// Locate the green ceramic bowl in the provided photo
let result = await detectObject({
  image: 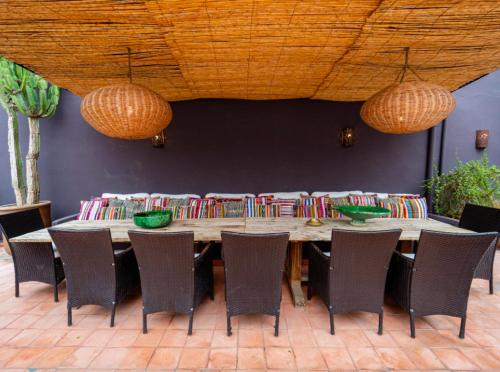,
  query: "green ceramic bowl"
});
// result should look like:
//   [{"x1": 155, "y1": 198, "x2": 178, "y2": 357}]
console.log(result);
[
  {"x1": 133, "y1": 210, "x2": 172, "y2": 228},
  {"x1": 333, "y1": 205, "x2": 390, "y2": 226}
]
